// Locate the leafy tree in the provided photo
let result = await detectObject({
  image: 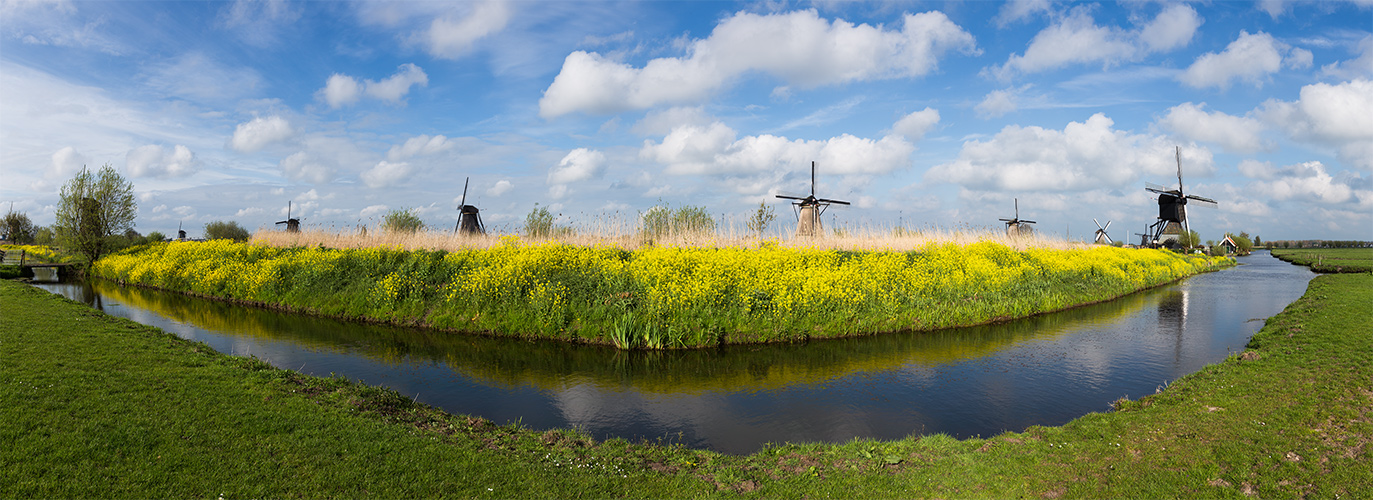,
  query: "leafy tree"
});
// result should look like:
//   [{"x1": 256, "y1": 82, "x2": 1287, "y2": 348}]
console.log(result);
[
  {"x1": 747, "y1": 202, "x2": 775, "y2": 239},
  {"x1": 381, "y1": 208, "x2": 424, "y2": 233},
  {"x1": 2, "y1": 209, "x2": 35, "y2": 244},
  {"x1": 205, "y1": 221, "x2": 251, "y2": 242},
  {"x1": 524, "y1": 204, "x2": 555, "y2": 238},
  {"x1": 1253, "y1": 235, "x2": 1262, "y2": 247},
  {"x1": 1175, "y1": 230, "x2": 1200, "y2": 250},
  {"x1": 146, "y1": 231, "x2": 166, "y2": 242},
  {"x1": 33, "y1": 226, "x2": 54, "y2": 246},
  {"x1": 55, "y1": 164, "x2": 137, "y2": 263}
]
